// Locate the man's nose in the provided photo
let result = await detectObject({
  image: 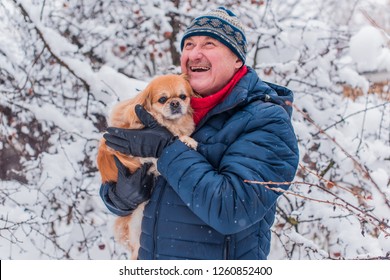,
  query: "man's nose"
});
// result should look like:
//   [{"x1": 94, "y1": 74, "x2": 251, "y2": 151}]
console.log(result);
[{"x1": 187, "y1": 46, "x2": 203, "y2": 60}]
